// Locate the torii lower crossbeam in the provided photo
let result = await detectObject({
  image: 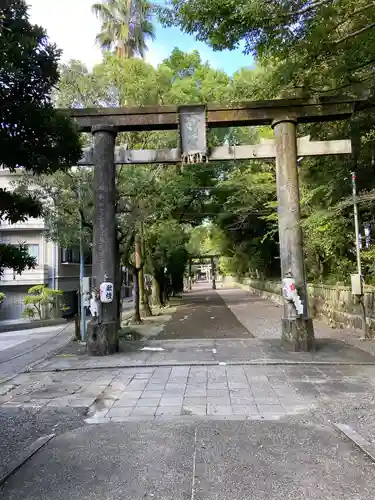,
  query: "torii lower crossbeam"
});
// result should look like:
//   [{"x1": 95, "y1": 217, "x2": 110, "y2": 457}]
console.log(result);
[{"x1": 78, "y1": 137, "x2": 351, "y2": 165}]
